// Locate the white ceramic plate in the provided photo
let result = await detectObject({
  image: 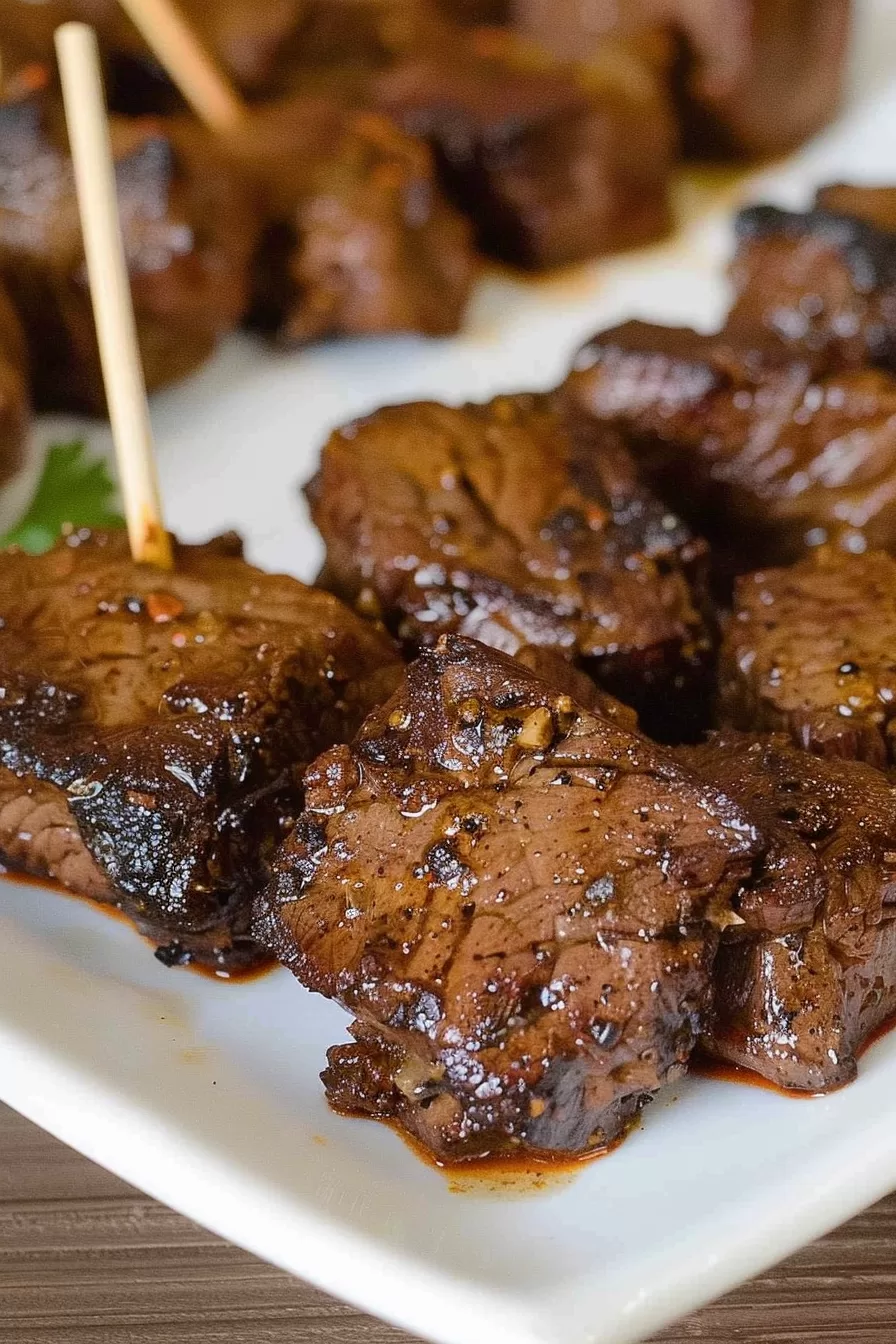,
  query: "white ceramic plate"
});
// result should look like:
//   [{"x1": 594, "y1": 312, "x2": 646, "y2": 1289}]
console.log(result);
[{"x1": 3, "y1": 7, "x2": 896, "y2": 1342}]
